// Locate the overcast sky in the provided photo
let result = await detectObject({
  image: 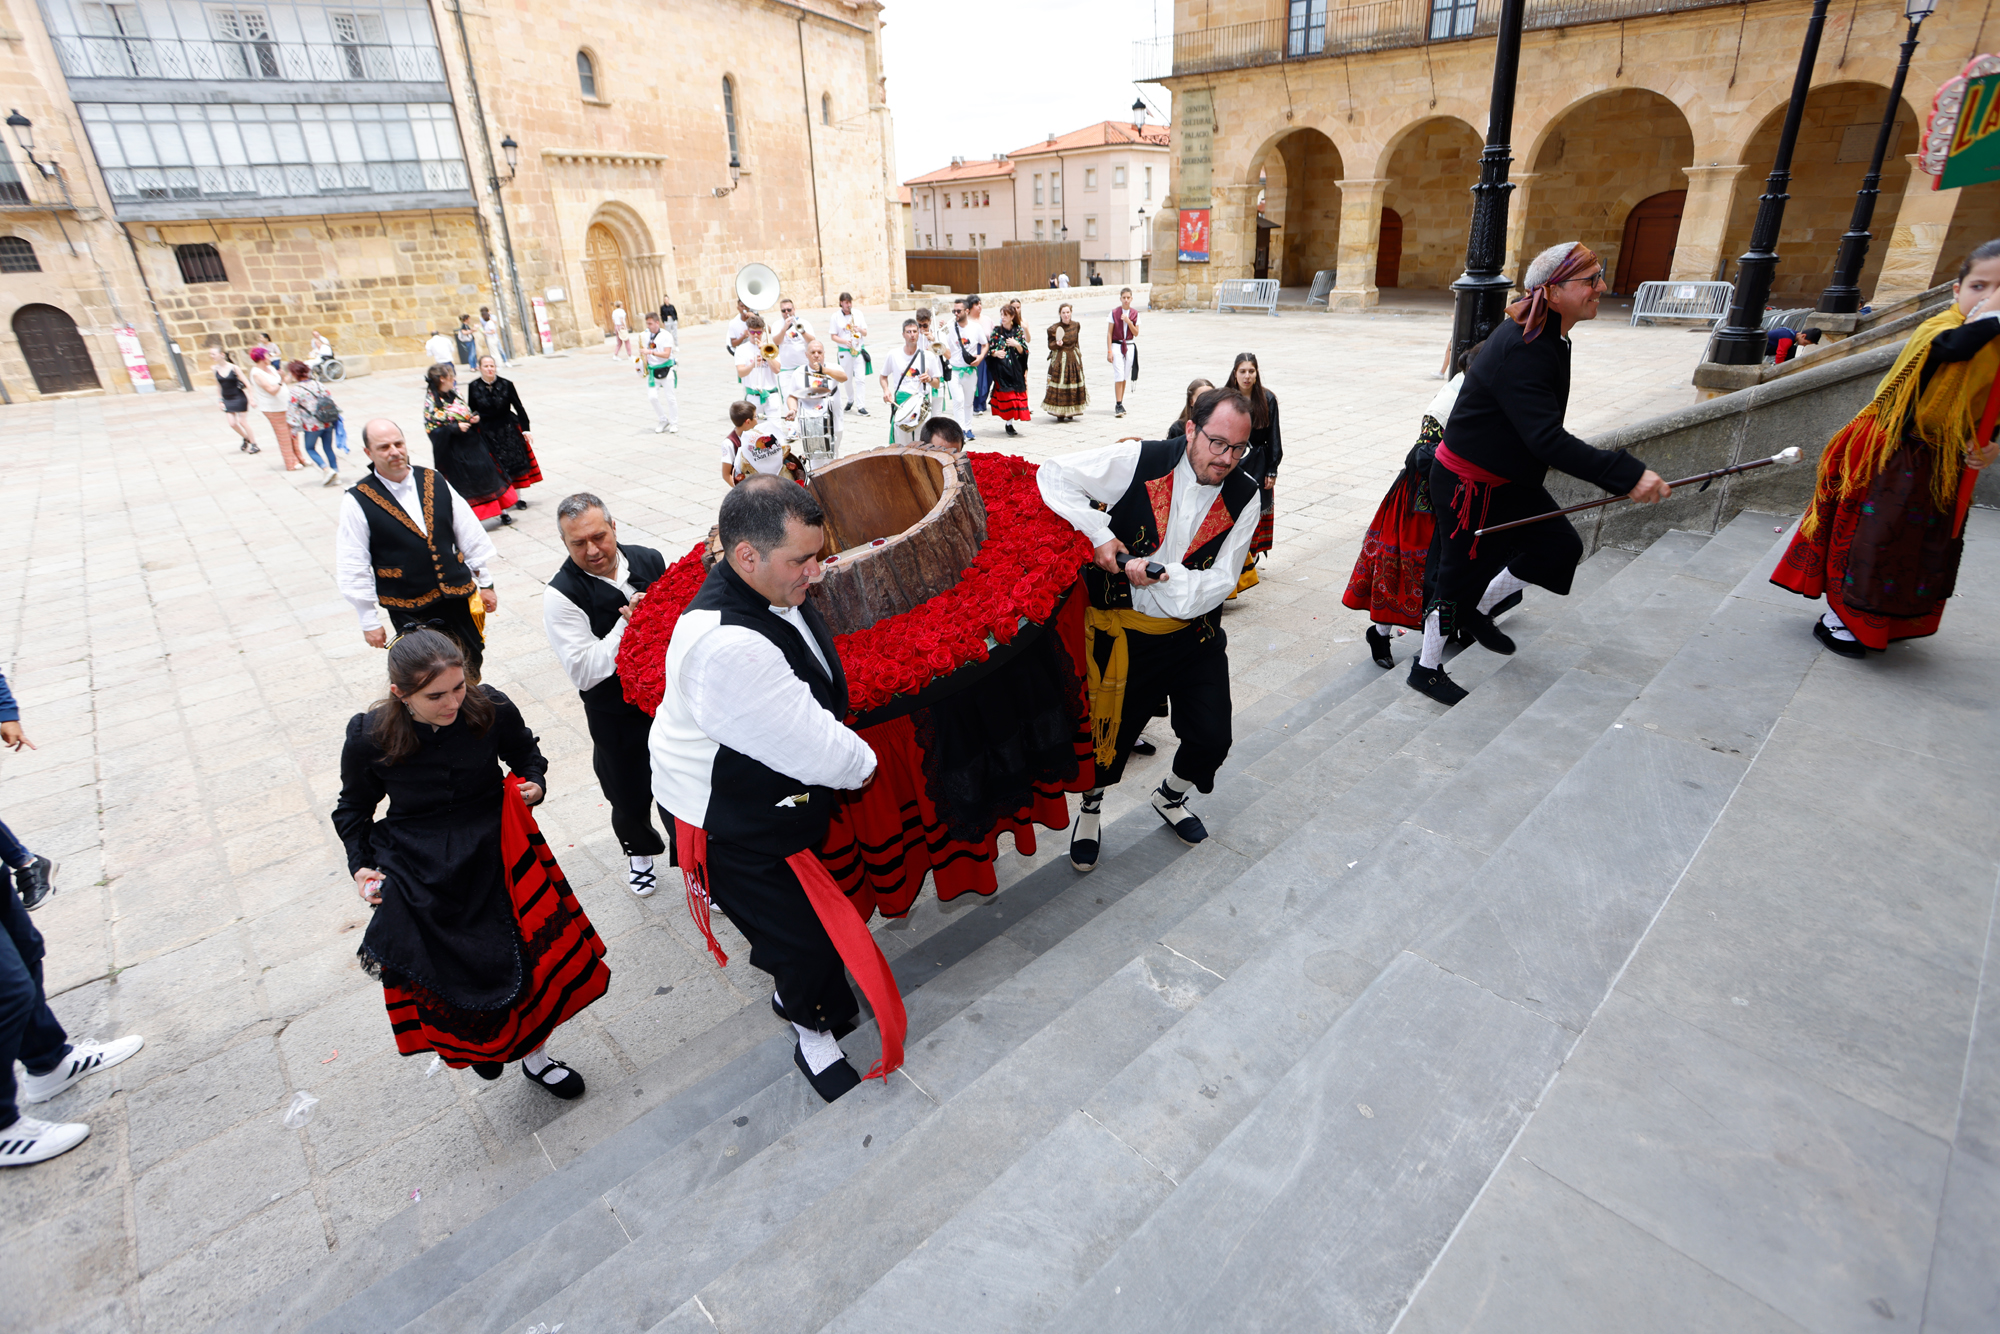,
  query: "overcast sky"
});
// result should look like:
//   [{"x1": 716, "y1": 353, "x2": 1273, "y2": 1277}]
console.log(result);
[{"x1": 878, "y1": 0, "x2": 1175, "y2": 184}]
